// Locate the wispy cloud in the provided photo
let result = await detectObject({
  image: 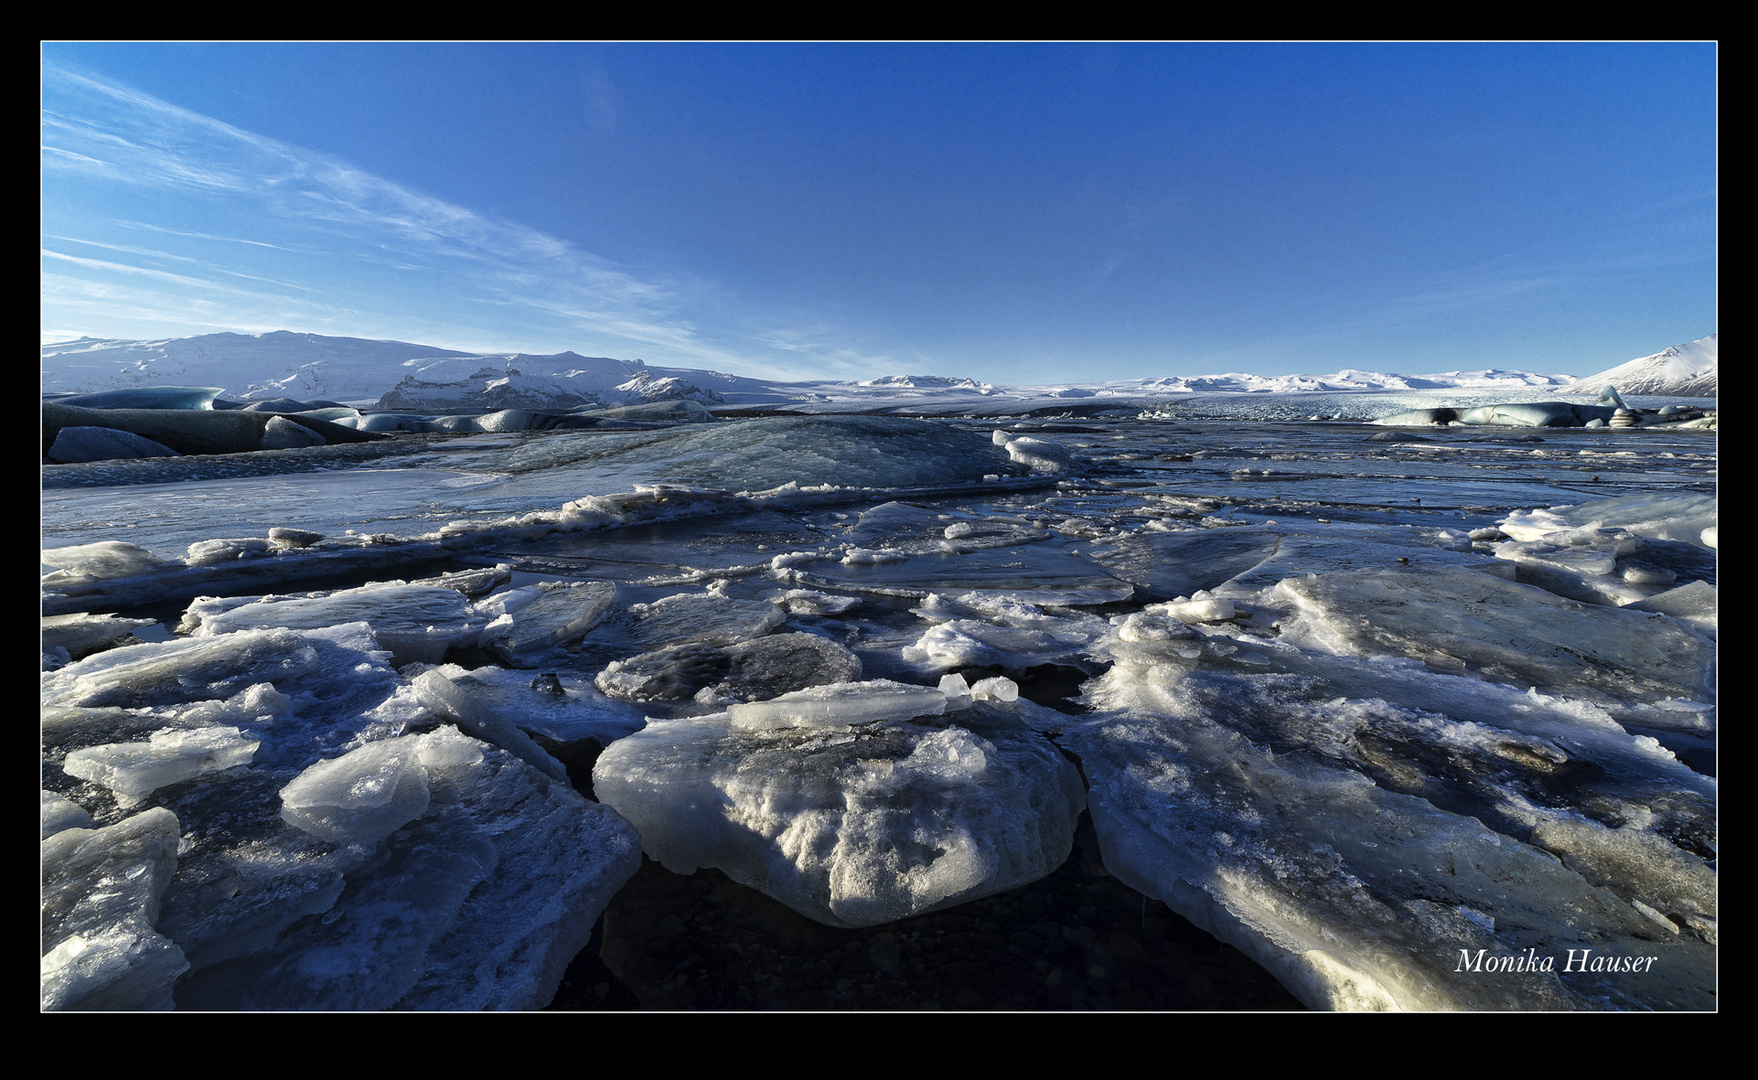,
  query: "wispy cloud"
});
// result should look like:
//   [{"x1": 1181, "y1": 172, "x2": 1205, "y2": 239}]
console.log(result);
[{"x1": 40, "y1": 61, "x2": 854, "y2": 378}]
